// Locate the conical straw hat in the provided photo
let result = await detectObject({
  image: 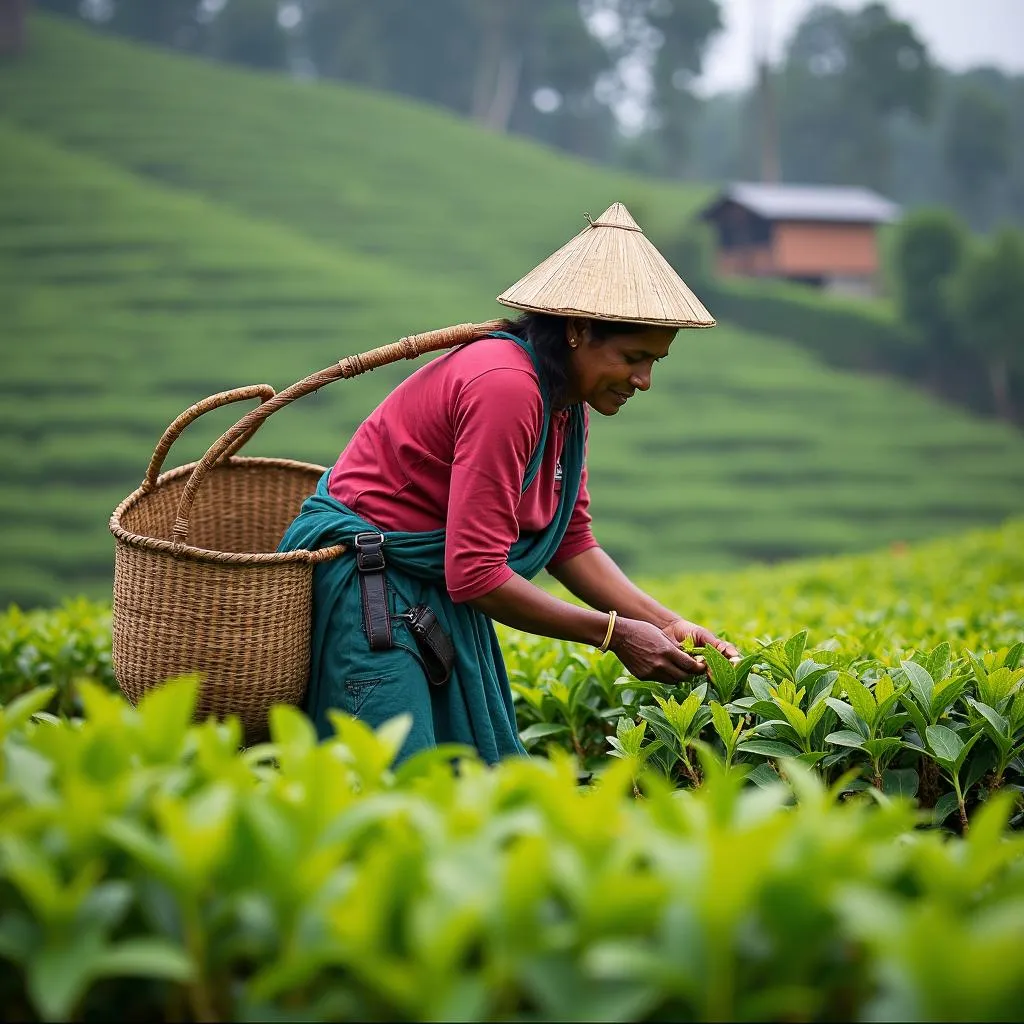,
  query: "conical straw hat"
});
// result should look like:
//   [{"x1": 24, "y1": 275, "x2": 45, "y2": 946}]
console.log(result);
[{"x1": 497, "y1": 202, "x2": 715, "y2": 328}]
